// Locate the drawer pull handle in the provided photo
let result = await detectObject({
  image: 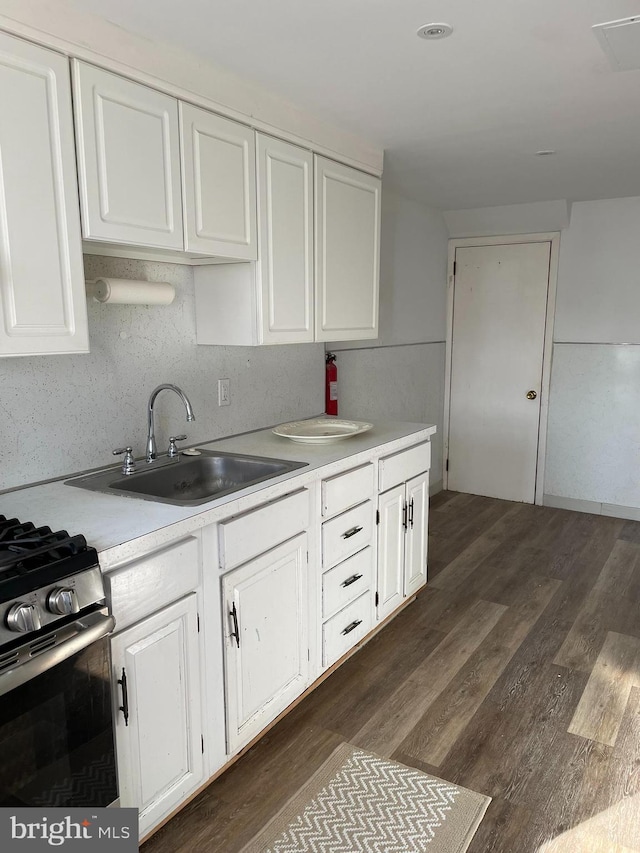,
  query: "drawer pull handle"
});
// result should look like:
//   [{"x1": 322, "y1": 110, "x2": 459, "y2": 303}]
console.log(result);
[
  {"x1": 341, "y1": 619, "x2": 363, "y2": 636},
  {"x1": 229, "y1": 602, "x2": 240, "y2": 648},
  {"x1": 342, "y1": 525, "x2": 363, "y2": 539},
  {"x1": 341, "y1": 573, "x2": 363, "y2": 588}
]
